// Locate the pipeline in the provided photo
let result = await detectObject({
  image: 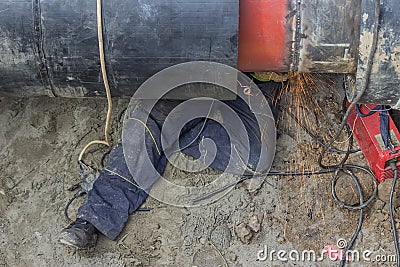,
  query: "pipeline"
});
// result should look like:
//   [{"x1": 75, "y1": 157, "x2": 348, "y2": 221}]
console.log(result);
[{"x1": 0, "y1": 0, "x2": 399, "y2": 106}]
